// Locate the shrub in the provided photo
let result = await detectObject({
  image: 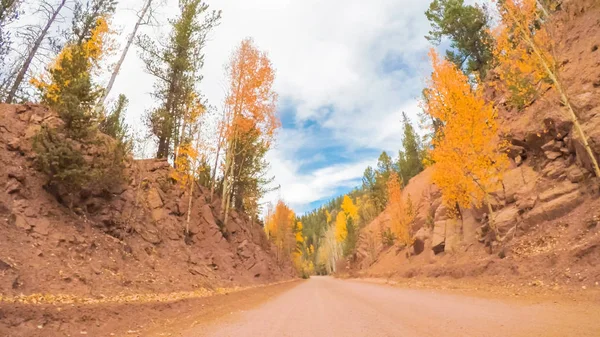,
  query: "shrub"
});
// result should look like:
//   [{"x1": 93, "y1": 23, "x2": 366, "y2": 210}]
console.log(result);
[
  {"x1": 381, "y1": 227, "x2": 395, "y2": 247},
  {"x1": 33, "y1": 125, "x2": 90, "y2": 195}
]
